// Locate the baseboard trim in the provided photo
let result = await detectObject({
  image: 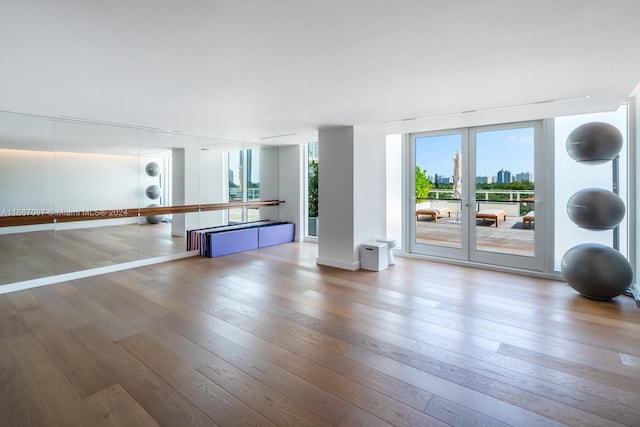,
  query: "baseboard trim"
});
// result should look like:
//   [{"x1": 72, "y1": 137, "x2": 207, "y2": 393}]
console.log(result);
[
  {"x1": 316, "y1": 256, "x2": 360, "y2": 271},
  {"x1": 0, "y1": 251, "x2": 199, "y2": 294}
]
